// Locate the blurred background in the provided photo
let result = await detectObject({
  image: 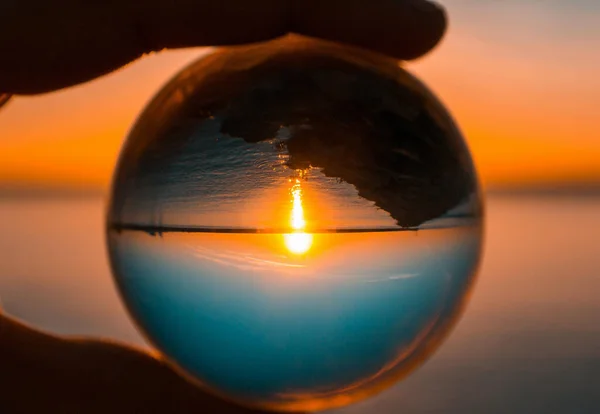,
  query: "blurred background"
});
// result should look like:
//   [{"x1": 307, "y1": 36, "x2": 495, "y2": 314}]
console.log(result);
[{"x1": 1, "y1": 1, "x2": 599, "y2": 413}]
